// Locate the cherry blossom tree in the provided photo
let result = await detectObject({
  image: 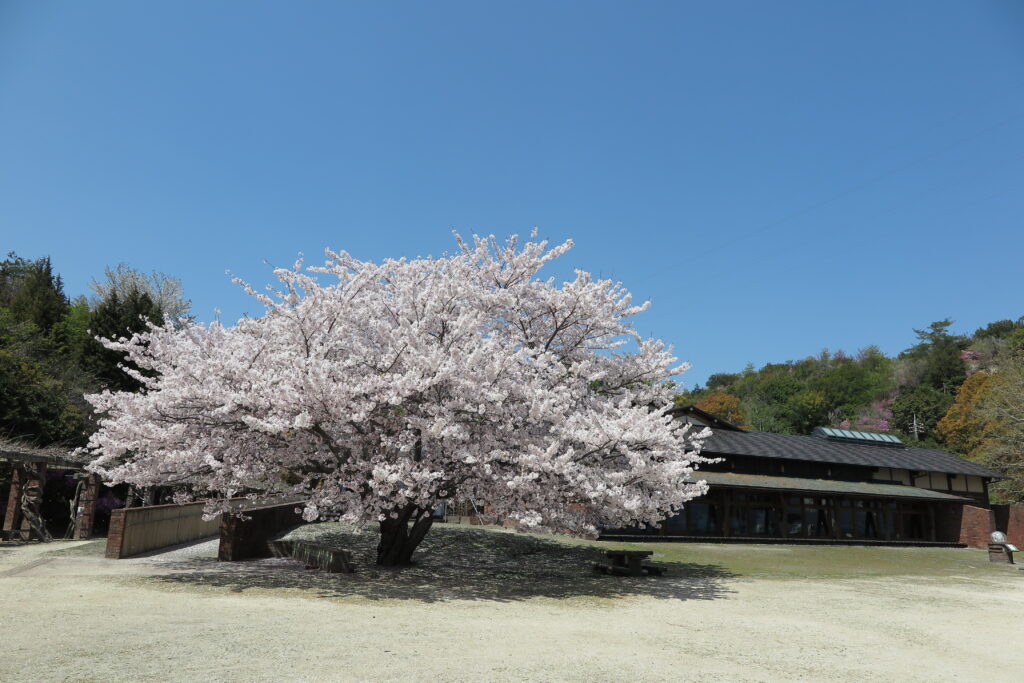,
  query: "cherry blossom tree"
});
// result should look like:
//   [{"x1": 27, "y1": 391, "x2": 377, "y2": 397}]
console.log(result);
[{"x1": 81, "y1": 234, "x2": 711, "y2": 565}]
